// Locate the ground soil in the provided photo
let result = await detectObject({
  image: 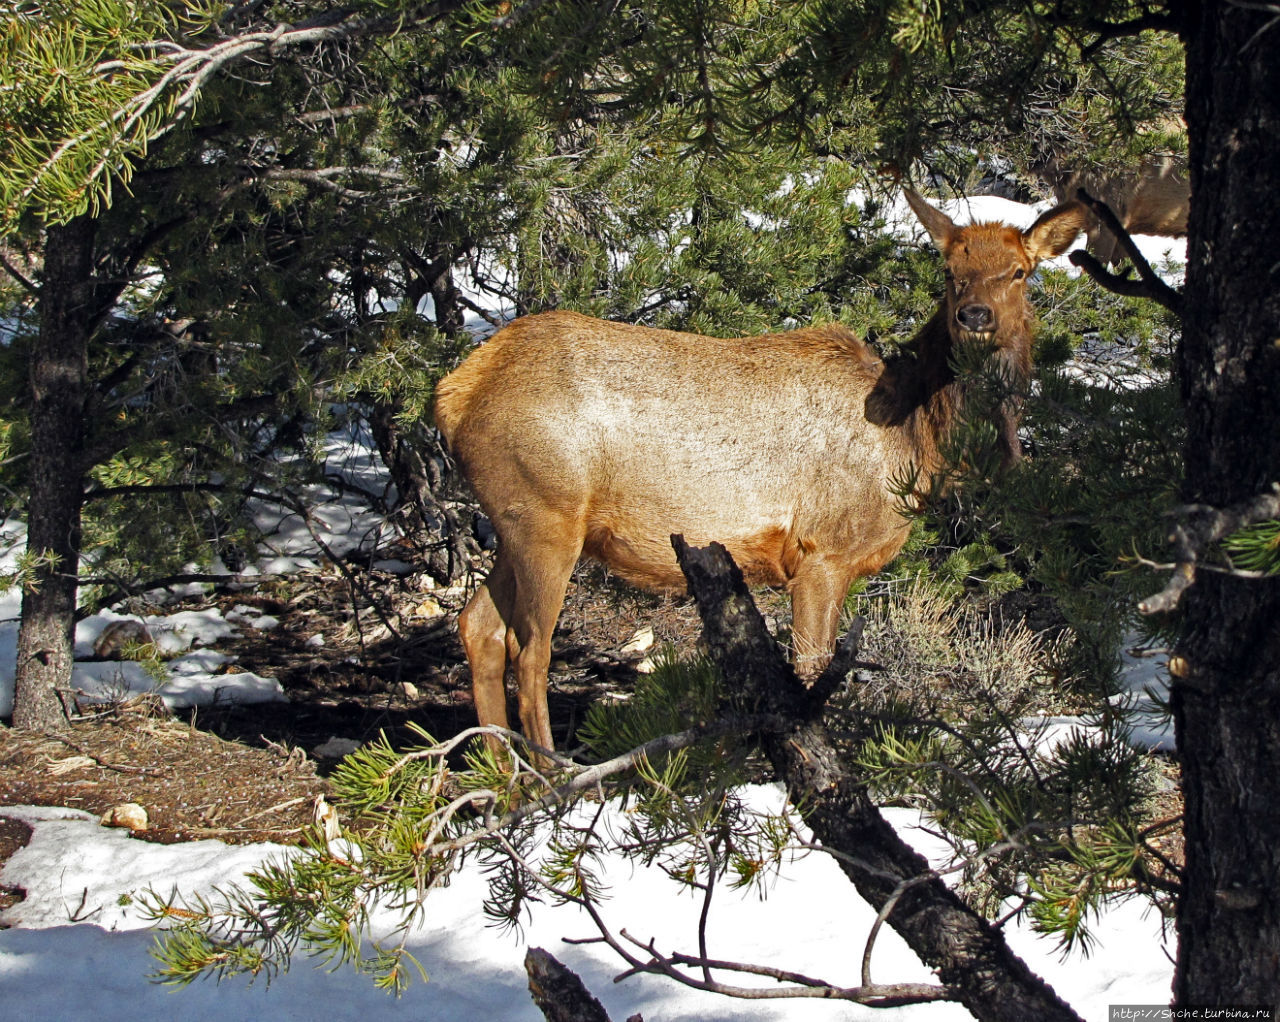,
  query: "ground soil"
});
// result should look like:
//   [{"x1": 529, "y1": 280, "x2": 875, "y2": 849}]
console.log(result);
[{"x1": 0, "y1": 561, "x2": 705, "y2": 878}]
